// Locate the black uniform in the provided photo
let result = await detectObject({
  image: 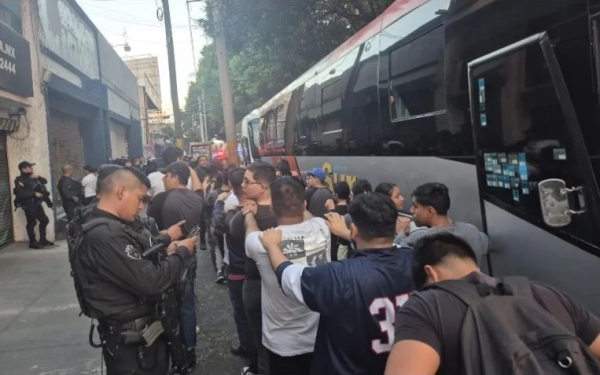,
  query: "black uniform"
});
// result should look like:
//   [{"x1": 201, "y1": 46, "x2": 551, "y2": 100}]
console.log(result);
[
  {"x1": 78, "y1": 208, "x2": 191, "y2": 375},
  {"x1": 14, "y1": 173, "x2": 51, "y2": 246},
  {"x1": 57, "y1": 175, "x2": 82, "y2": 221}
]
